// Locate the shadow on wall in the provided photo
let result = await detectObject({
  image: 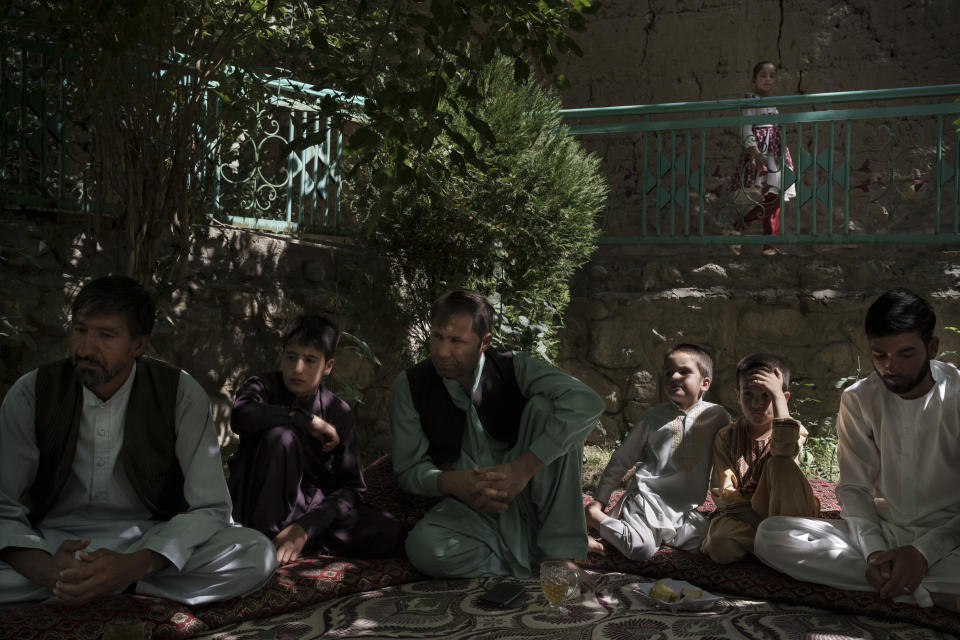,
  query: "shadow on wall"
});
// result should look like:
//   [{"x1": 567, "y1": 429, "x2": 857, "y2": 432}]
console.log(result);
[{"x1": 0, "y1": 214, "x2": 408, "y2": 460}]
